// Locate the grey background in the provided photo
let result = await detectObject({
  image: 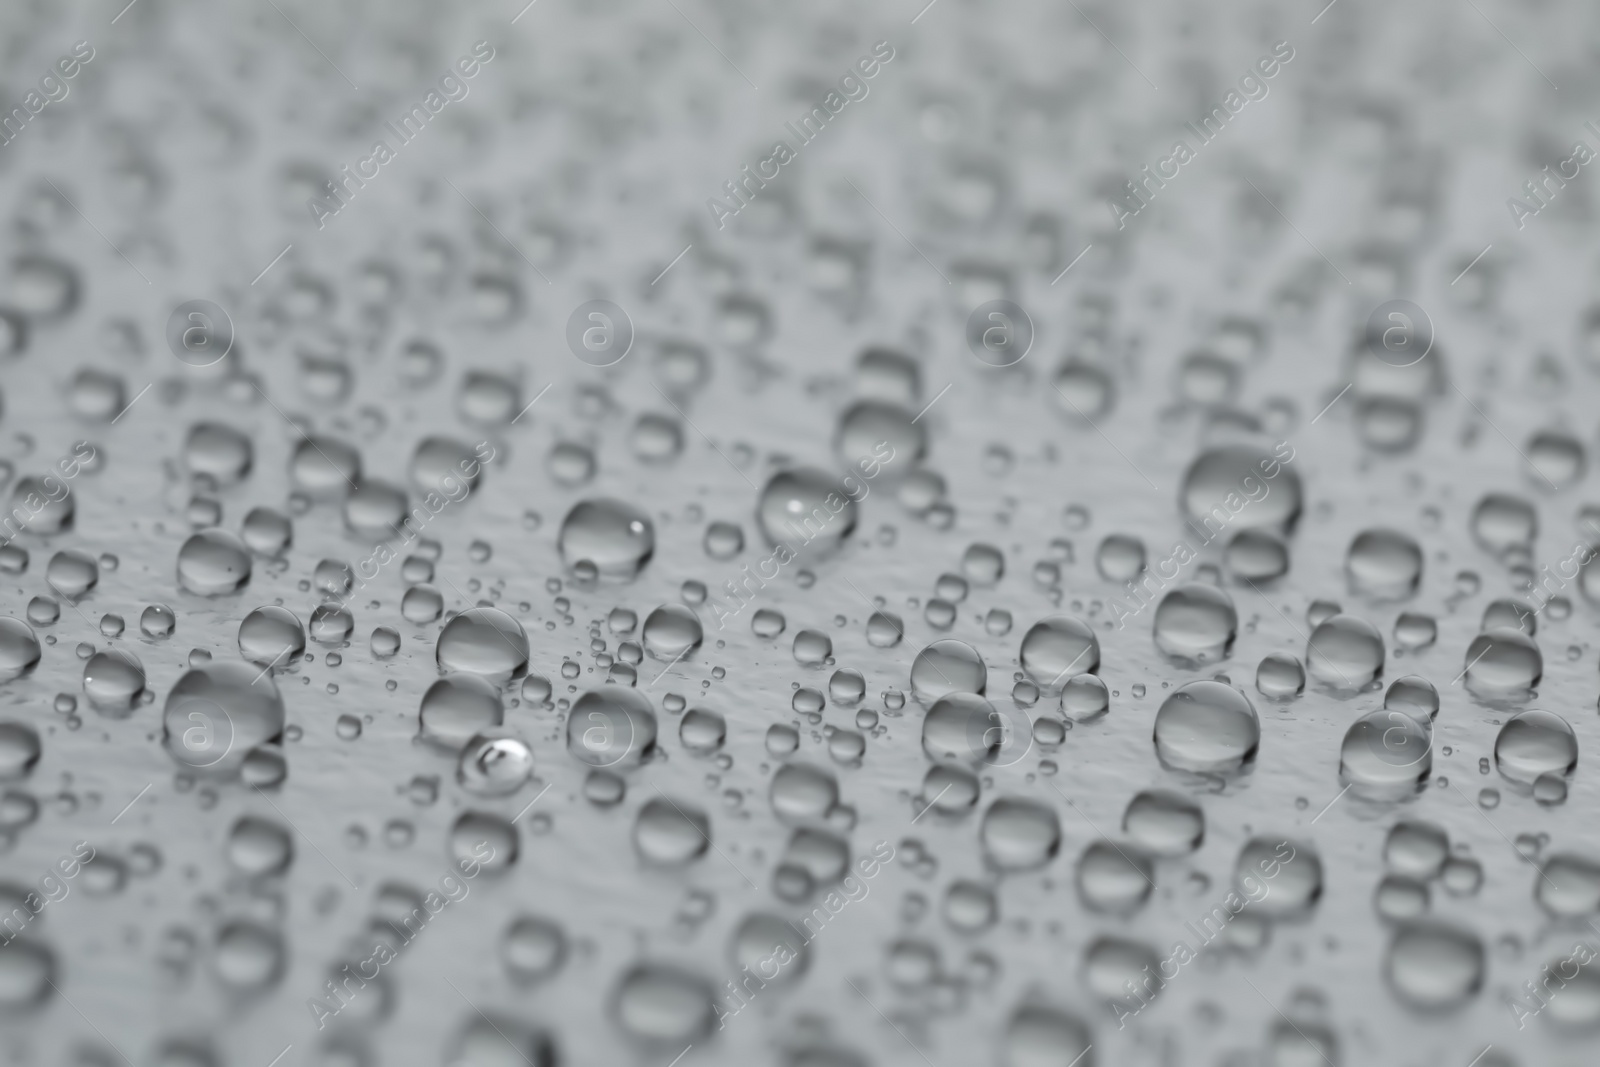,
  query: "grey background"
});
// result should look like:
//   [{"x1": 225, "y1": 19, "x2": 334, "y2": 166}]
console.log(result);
[{"x1": 1, "y1": 0, "x2": 1597, "y2": 1065}]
